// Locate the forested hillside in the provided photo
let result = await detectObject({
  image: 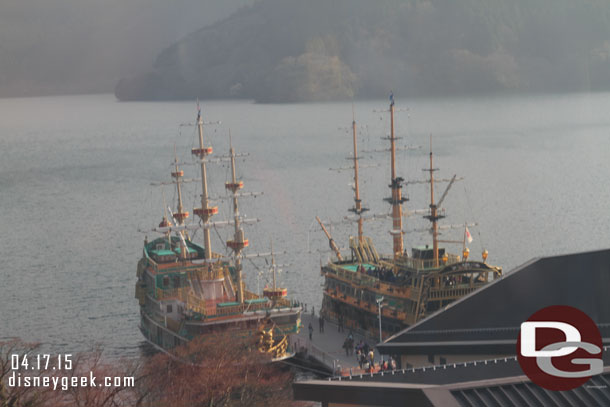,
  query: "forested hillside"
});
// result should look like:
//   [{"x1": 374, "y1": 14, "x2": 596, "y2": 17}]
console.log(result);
[{"x1": 115, "y1": 0, "x2": 610, "y2": 102}]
